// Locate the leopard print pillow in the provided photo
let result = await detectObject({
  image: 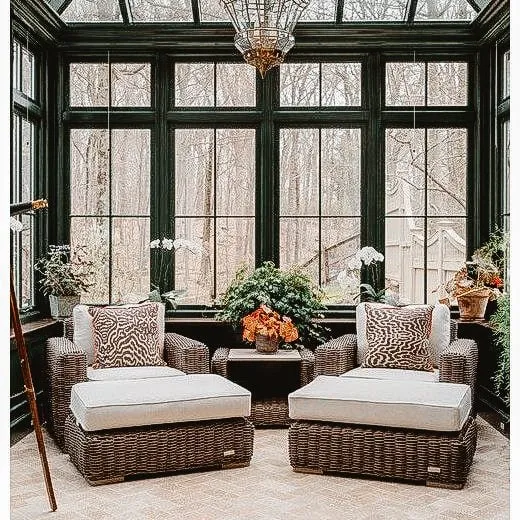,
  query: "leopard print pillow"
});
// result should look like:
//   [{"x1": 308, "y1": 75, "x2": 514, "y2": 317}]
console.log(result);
[
  {"x1": 362, "y1": 305, "x2": 435, "y2": 372},
  {"x1": 89, "y1": 303, "x2": 166, "y2": 369}
]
